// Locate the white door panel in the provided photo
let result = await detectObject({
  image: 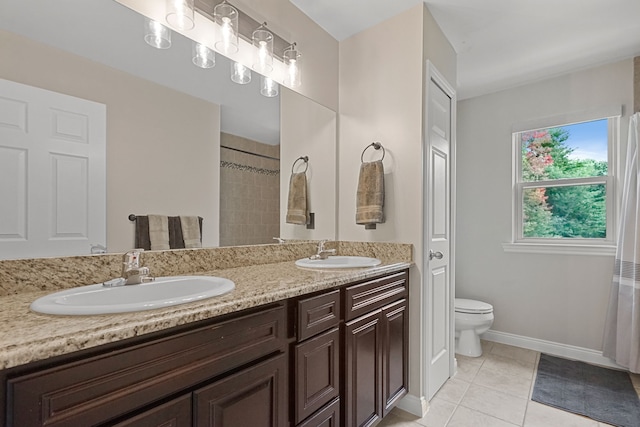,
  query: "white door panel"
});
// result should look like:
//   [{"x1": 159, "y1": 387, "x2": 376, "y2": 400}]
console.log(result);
[
  {"x1": 0, "y1": 146, "x2": 27, "y2": 239},
  {"x1": 0, "y1": 79, "x2": 106, "y2": 259},
  {"x1": 424, "y1": 65, "x2": 455, "y2": 400}
]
